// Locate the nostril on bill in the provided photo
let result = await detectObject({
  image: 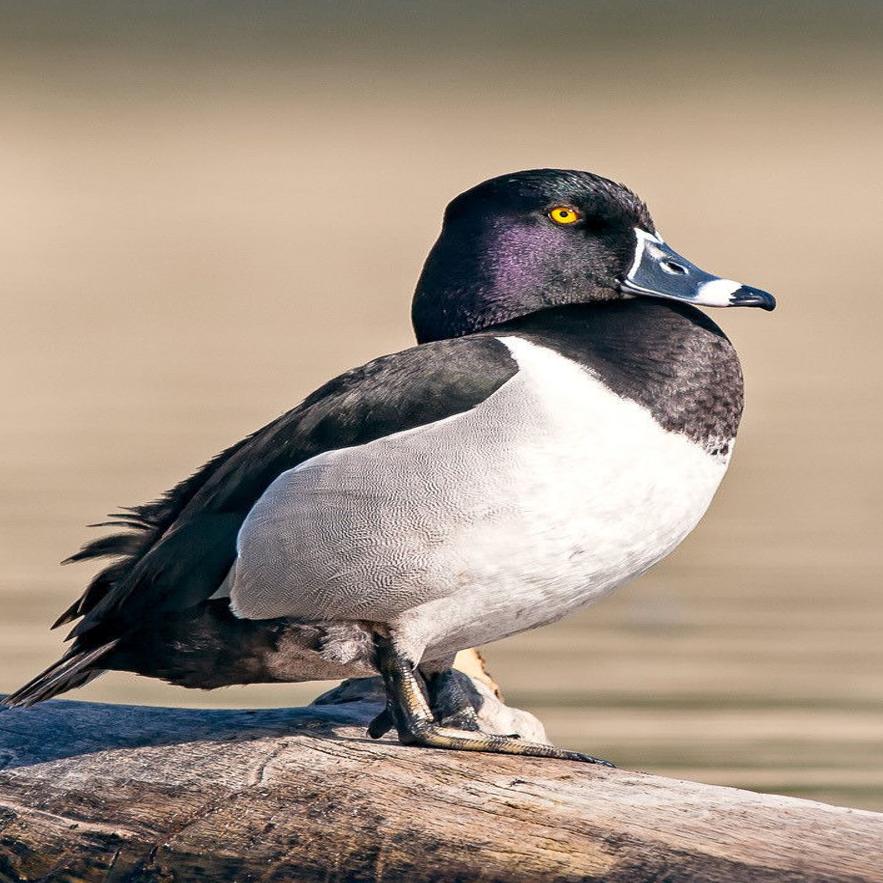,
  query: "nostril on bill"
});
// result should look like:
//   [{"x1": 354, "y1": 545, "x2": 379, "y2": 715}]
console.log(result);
[{"x1": 660, "y1": 260, "x2": 689, "y2": 275}]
